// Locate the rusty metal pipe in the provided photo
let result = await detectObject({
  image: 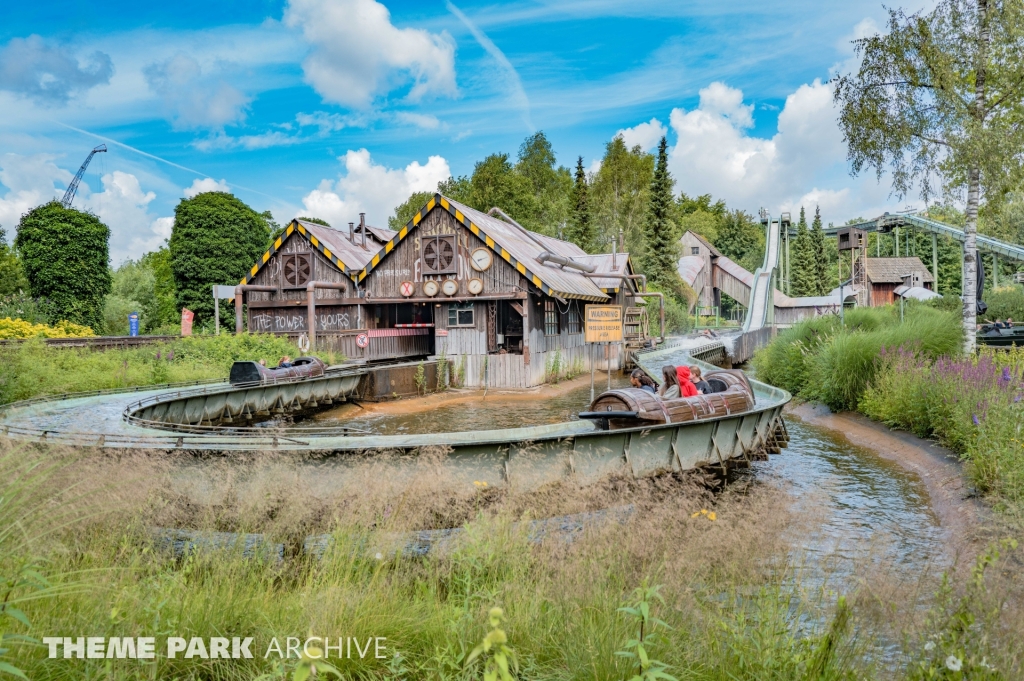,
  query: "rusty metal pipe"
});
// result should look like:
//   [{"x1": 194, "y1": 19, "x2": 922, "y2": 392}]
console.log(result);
[
  {"x1": 234, "y1": 285, "x2": 279, "y2": 334},
  {"x1": 578, "y1": 272, "x2": 648, "y2": 291},
  {"x1": 536, "y1": 251, "x2": 597, "y2": 273},
  {"x1": 305, "y1": 281, "x2": 348, "y2": 351}
]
